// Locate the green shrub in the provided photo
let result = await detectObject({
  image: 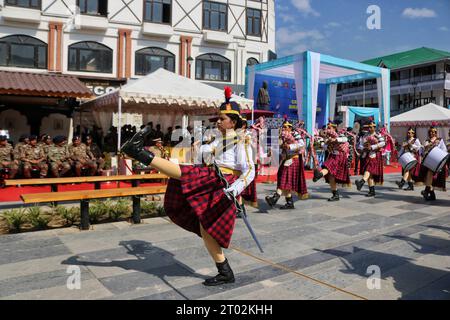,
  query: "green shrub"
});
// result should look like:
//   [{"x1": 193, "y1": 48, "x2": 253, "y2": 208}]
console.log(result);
[
  {"x1": 156, "y1": 204, "x2": 166, "y2": 217},
  {"x1": 3, "y1": 208, "x2": 27, "y2": 232},
  {"x1": 27, "y1": 206, "x2": 51, "y2": 230},
  {"x1": 54, "y1": 206, "x2": 79, "y2": 227},
  {"x1": 110, "y1": 198, "x2": 131, "y2": 221},
  {"x1": 90, "y1": 200, "x2": 109, "y2": 224},
  {"x1": 141, "y1": 201, "x2": 157, "y2": 216}
]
